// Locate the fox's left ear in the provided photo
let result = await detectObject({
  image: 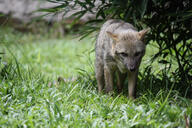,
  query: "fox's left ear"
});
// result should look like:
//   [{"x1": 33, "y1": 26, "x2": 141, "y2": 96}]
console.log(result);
[
  {"x1": 106, "y1": 31, "x2": 119, "y2": 41},
  {"x1": 138, "y1": 28, "x2": 150, "y2": 40}
]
